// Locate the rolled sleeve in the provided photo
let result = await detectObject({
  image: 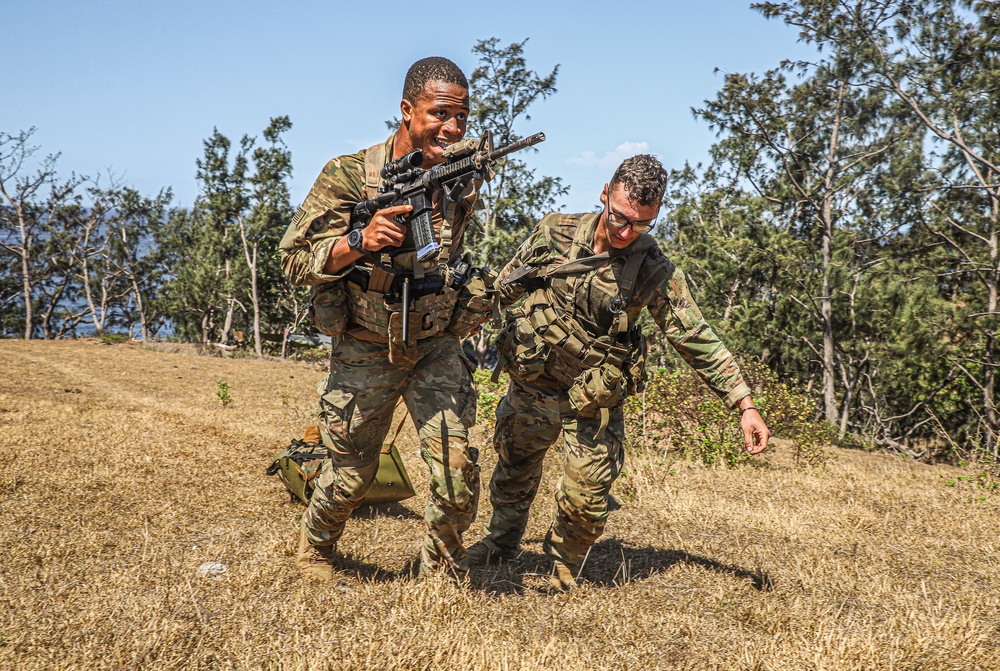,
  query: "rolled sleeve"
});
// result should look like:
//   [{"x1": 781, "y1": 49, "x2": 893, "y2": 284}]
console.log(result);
[{"x1": 279, "y1": 153, "x2": 364, "y2": 286}]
